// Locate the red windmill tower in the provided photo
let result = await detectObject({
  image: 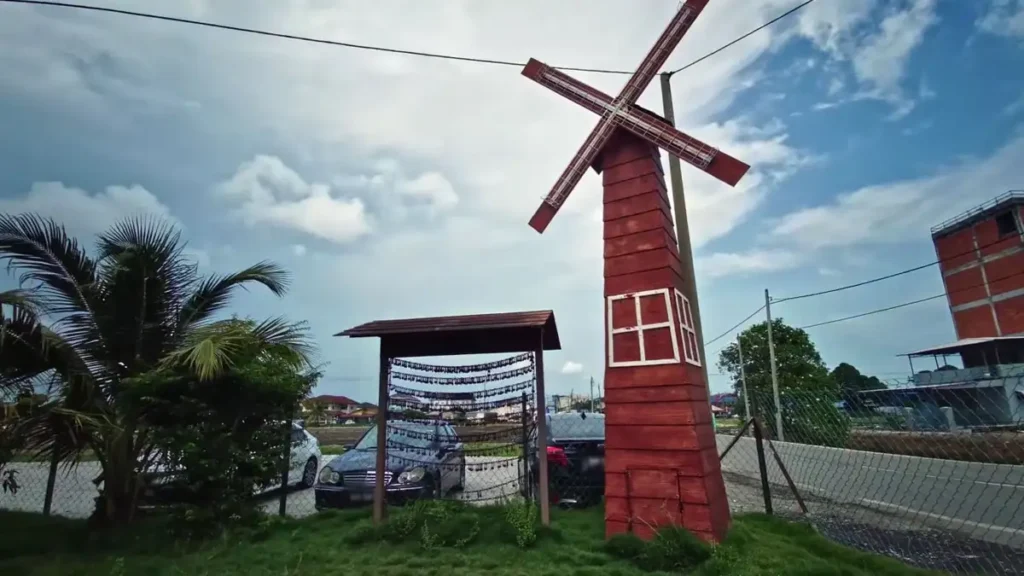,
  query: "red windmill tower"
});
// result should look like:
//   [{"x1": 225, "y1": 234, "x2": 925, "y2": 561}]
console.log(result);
[{"x1": 522, "y1": 0, "x2": 750, "y2": 542}]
